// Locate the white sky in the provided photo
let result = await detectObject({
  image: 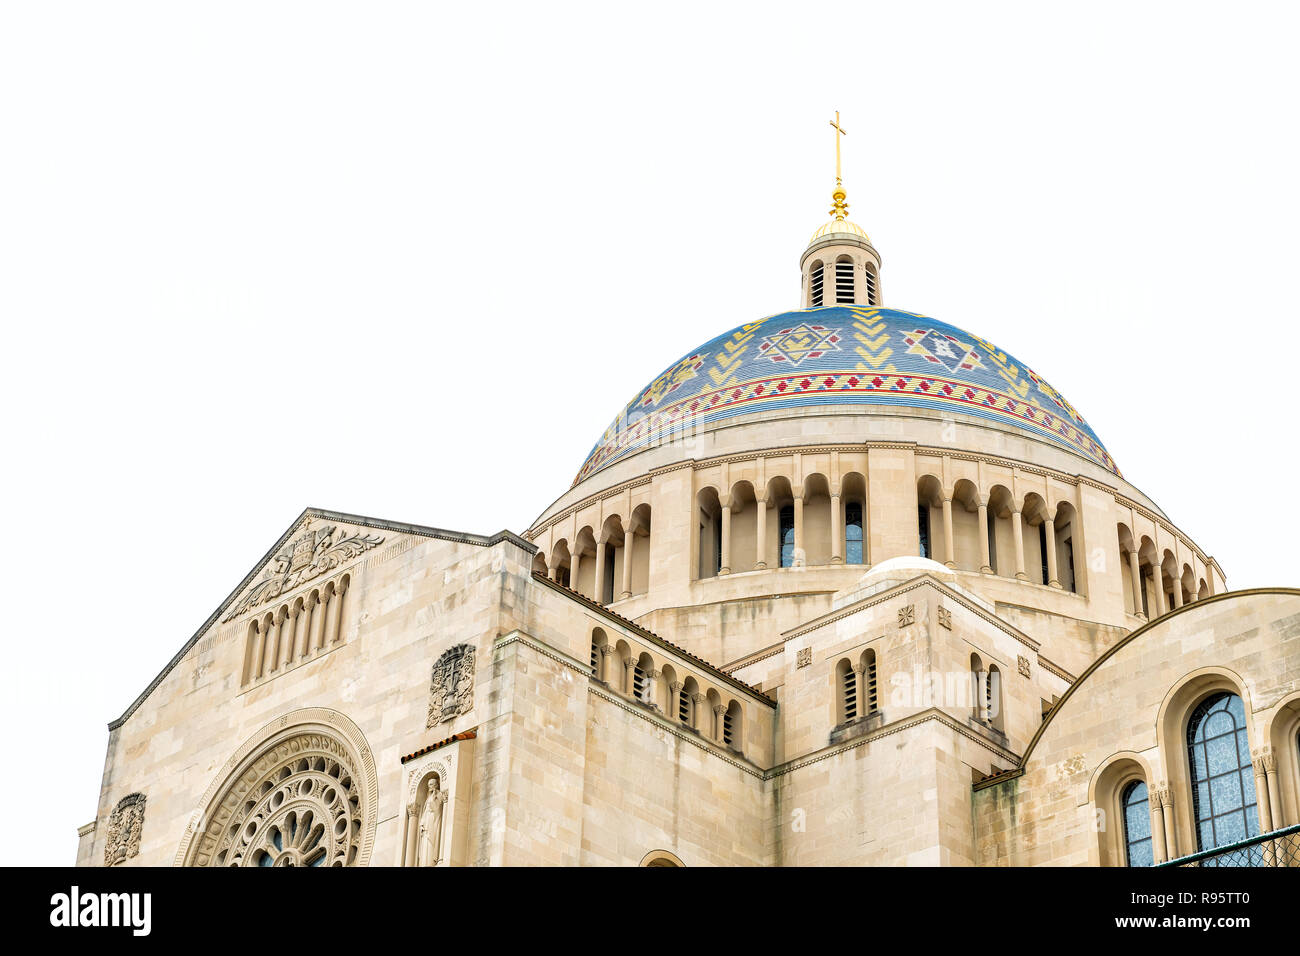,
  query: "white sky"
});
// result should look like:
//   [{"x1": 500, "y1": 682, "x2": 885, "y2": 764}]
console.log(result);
[{"x1": 2, "y1": 2, "x2": 1297, "y2": 865}]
